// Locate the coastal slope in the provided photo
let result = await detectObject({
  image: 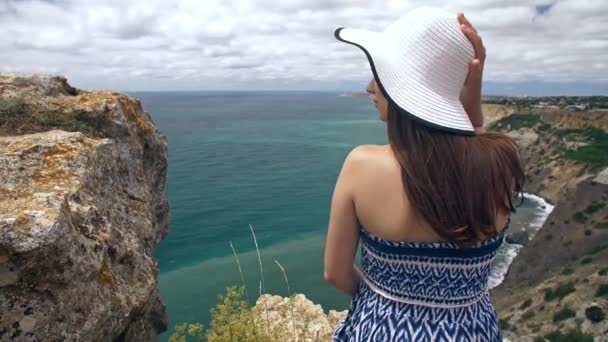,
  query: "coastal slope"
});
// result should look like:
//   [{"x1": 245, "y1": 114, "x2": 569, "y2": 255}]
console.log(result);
[
  {"x1": 0, "y1": 74, "x2": 169, "y2": 340},
  {"x1": 489, "y1": 106, "x2": 608, "y2": 339}
]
